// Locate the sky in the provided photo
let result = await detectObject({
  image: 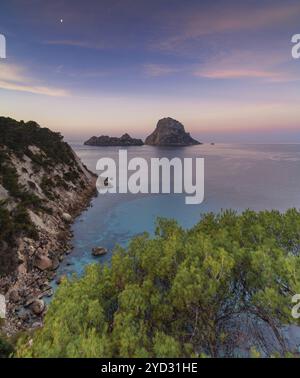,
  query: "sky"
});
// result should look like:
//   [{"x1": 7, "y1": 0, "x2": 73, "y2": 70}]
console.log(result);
[{"x1": 0, "y1": 0, "x2": 300, "y2": 142}]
